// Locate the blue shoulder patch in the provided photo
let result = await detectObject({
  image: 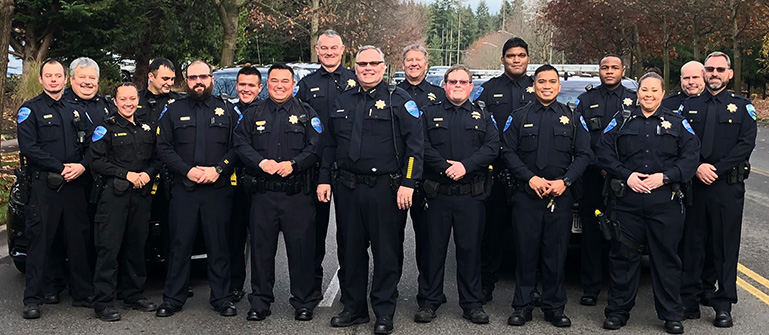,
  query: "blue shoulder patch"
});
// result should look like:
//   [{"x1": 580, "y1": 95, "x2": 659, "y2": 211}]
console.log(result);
[
  {"x1": 311, "y1": 117, "x2": 323, "y2": 133},
  {"x1": 292, "y1": 86, "x2": 299, "y2": 97},
  {"x1": 471, "y1": 86, "x2": 484, "y2": 102},
  {"x1": 491, "y1": 115, "x2": 498, "y2": 130},
  {"x1": 580, "y1": 115, "x2": 589, "y2": 132},
  {"x1": 159, "y1": 106, "x2": 168, "y2": 120},
  {"x1": 17, "y1": 107, "x2": 31, "y2": 124},
  {"x1": 503, "y1": 115, "x2": 513, "y2": 132},
  {"x1": 574, "y1": 98, "x2": 580, "y2": 107},
  {"x1": 234, "y1": 106, "x2": 243, "y2": 127},
  {"x1": 682, "y1": 119, "x2": 695, "y2": 135},
  {"x1": 92, "y1": 126, "x2": 107, "y2": 142},
  {"x1": 603, "y1": 118, "x2": 617, "y2": 134},
  {"x1": 746, "y1": 104, "x2": 757, "y2": 120},
  {"x1": 405, "y1": 100, "x2": 420, "y2": 118},
  {"x1": 677, "y1": 104, "x2": 683, "y2": 115}
]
